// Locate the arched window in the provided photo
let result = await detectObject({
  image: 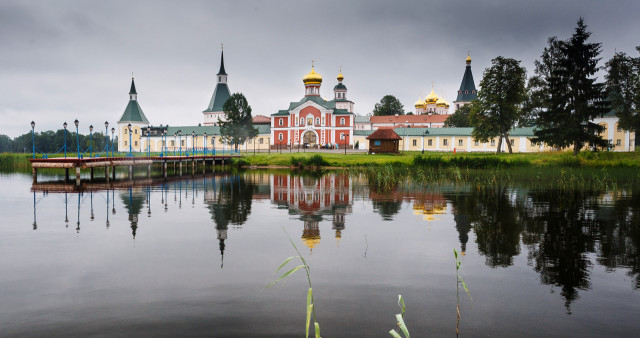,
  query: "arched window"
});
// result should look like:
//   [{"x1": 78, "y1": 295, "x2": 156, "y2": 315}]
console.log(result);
[
  {"x1": 300, "y1": 117, "x2": 304, "y2": 125},
  {"x1": 340, "y1": 118, "x2": 345, "y2": 125},
  {"x1": 278, "y1": 133, "x2": 283, "y2": 140},
  {"x1": 340, "y1": 133, "x2": 345, "y2": 140},
  {"x1": 279, "y1": 119, "x2": 283, "y2": 126},
  {"x1": 316, "y1": 117, "x2": 320, "y2": 125}
]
